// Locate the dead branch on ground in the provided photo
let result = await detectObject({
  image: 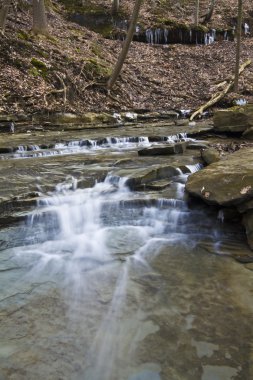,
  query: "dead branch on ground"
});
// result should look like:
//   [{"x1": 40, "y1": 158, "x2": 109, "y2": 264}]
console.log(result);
[{"x1": 190, "y1": 59, "x2": 251, "y2": 120}]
